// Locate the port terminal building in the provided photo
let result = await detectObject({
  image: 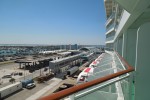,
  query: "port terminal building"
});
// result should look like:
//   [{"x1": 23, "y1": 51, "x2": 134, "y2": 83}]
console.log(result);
[
  {"x1": 79, "y1": 47, "x2": 101, "y2": 54},
  {"x1": 49, "y1": 47, "x2": 100, "y2": 74},
  {"x1": 49, "y1": 53, "x2": 84, "y2": 73}
]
